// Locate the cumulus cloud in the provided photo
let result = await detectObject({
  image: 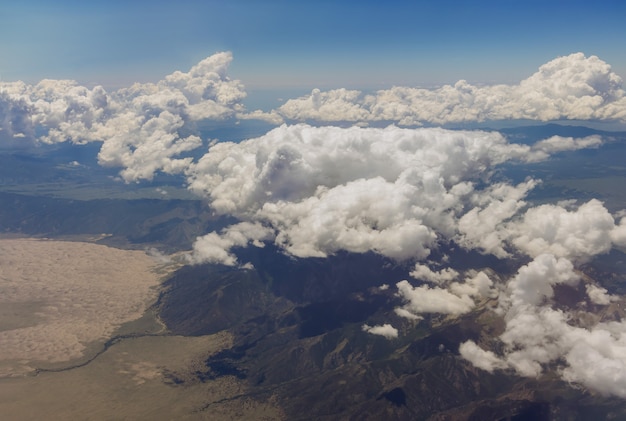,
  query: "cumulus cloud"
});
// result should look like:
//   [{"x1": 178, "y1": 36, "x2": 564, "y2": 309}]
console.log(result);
[
  {"x1": 463, "y1": 303, "x2": 626, "y2": 396},
  {"x1": 185, "y1": 122, "x2": 620, "y2": 266},
  {"x1": 611, "y1": 216, "x2": 626, "y2": 247},
  {"x1": 394, "y1": 308, "x2": 423, "y2": 321},
  {"x1": 185, "y1": 124, "x2": 550, "y2": 263},
  {"x1": 0, "y1": 52, "x2": 246, "y2": 181},
  {"x1": 459, "y1": 341, "x2": 507, "y2": 373},
  {"x1": 410, "y1": 263, "x2": 459, "y2": 284},
  {"x1": 0, "y1": 85, "x2": 37, "y2": 144},
  {"x1": 460, "y1": 252, "x2": 626, "y2": 398},
  {"x1": 394, "y1": 268, "x2": 497, "y2": 319},
  {"x1": 273, "y1": 53, "x2": 626, "y2": 125},
  {"x1": 362, "y1": 323, "x2": 399, "y2": 339},
  {"x1": 504, "y1": 253, "x2": 580, "y2": 309},
  {"x1": 449, "y1": 270, "x2": 497, "y2": 299},
  {"x1": 527, "y1": 135, "x2": 603, "y2": 161},
  {"x1": 189, "y1": 222, "x2": 275, "y2": 266},
  {"x1": 460, "y1": 307, "x2": 626, "y2": 397},
  {"x1": 509, "y1": 199, "x2": 617, "y2": 262},
  {"x1": 278, "y1": 88, "x2": 370, "y2": 123},
  {"x1": 2, "y1": 52, "x2": 623, "y2": 181},
  {"x1": 561, "y1": 322, "x2": 626, "y2": 397},
  {"x1": 586, "y1": 284, "x2": 617, "y2": 305},
  {"x1": 395, "y1": 280, "x2": 475, "y2": 316},
  {"x1": 456, "y1": 180, "x2": 538, "y2": 258}
]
